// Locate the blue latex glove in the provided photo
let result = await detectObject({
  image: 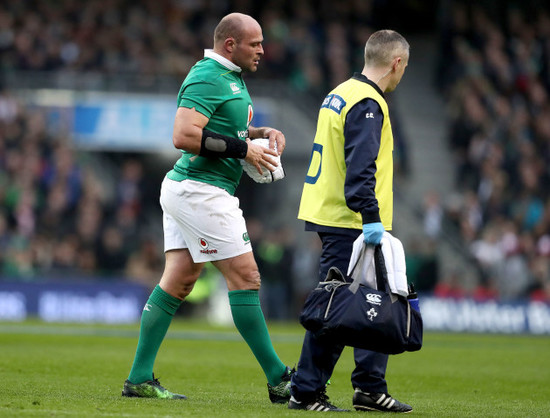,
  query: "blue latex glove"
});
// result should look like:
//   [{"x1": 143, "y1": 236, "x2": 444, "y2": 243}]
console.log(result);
[{"x1": 362, "y1": 222, "x2": 384, "y2": 245}]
